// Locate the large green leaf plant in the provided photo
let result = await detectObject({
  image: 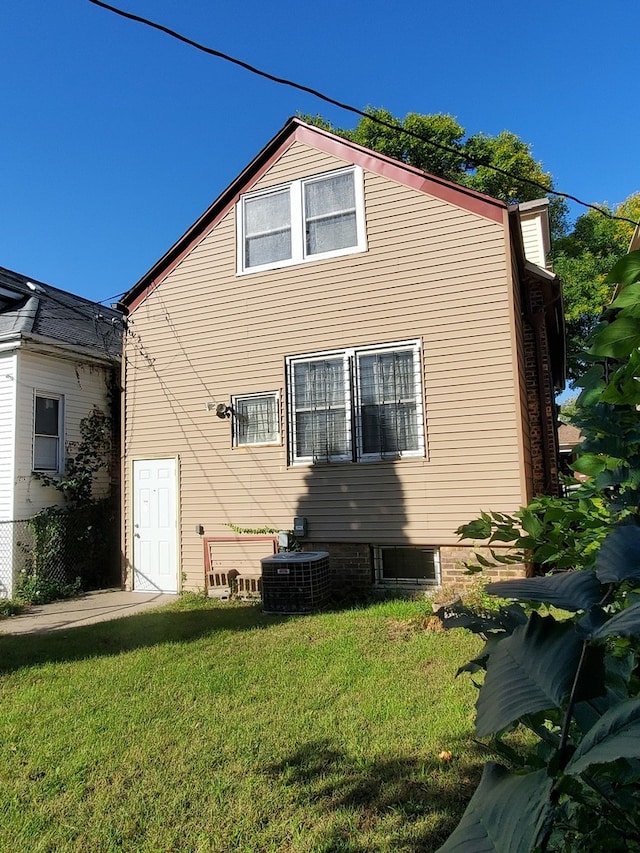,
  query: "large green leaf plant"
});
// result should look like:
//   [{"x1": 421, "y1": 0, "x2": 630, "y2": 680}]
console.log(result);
[{"x1": 437, "y1": 252, "x2": 640, "y2": 852}]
